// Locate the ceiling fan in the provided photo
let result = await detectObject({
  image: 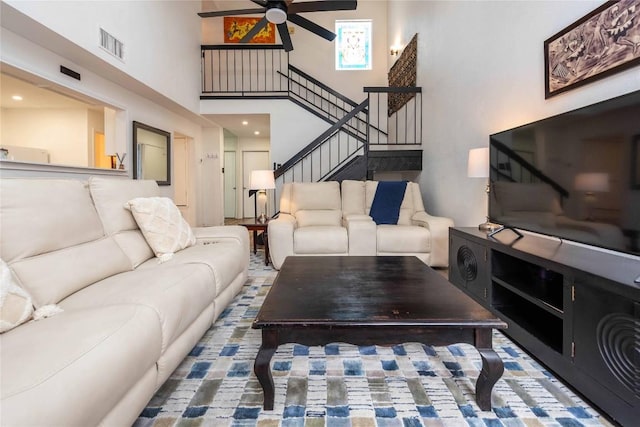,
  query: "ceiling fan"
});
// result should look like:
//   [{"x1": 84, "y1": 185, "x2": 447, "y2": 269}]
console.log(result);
[{"x1": 199, "y1": 0, "x2": 358, "y2": 52}]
